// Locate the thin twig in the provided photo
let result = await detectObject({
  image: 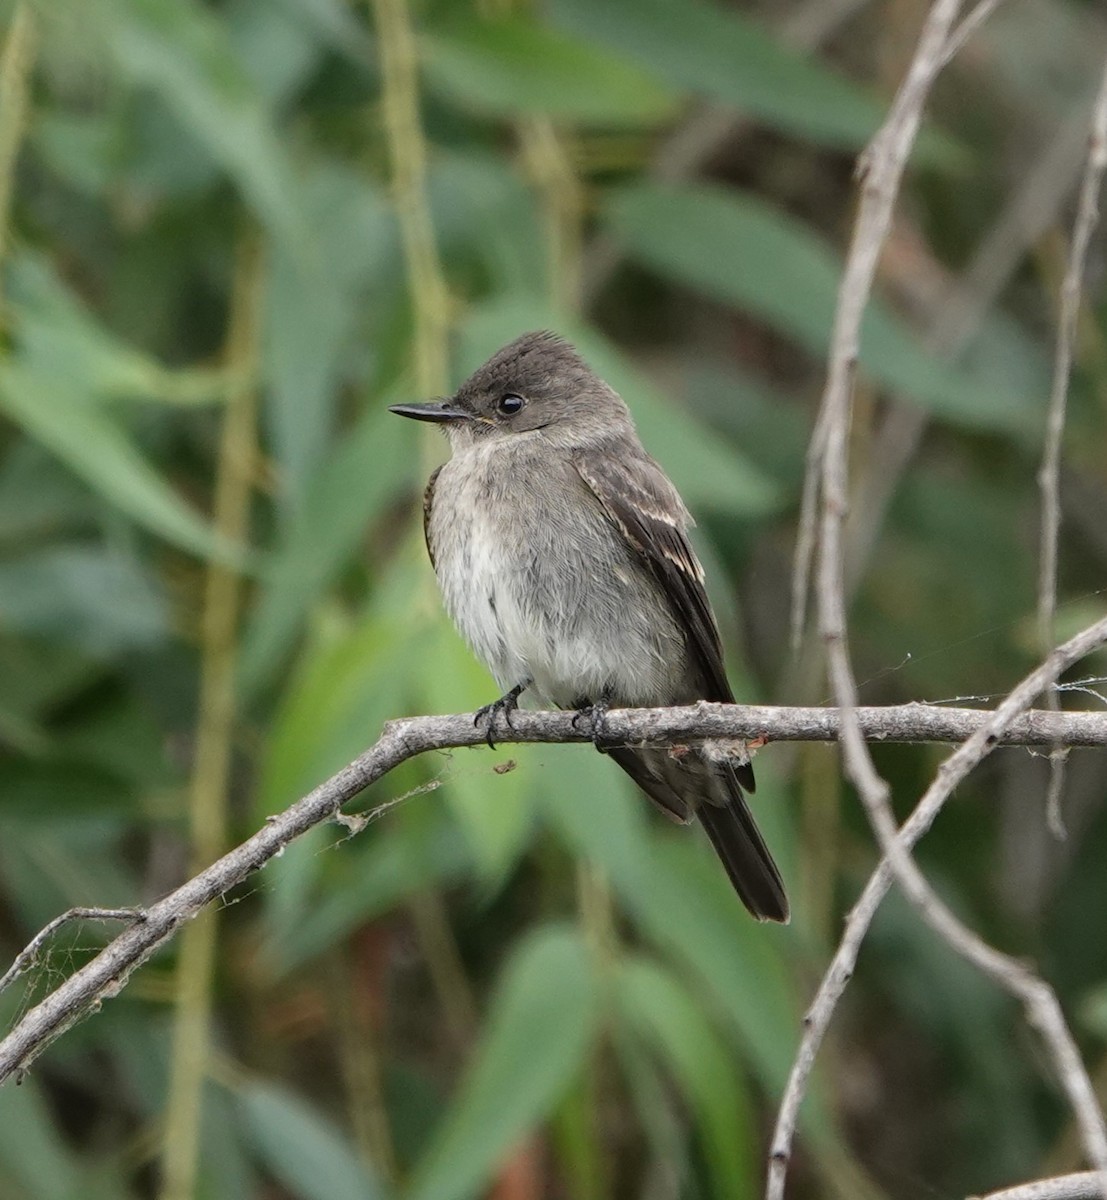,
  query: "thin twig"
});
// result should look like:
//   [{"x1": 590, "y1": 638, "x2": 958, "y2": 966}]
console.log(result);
[
  {"x1": 370, "y1": 0, "x2": 450, "y2": 399},
  {"x1": 0, "y1": 2, "x2": 36, "y2": 329},
  {"x1": 2, "y1": 697, "x2": 1107, "y2": 1085},
  {"x1": 941, "y1": 0, "x2": 1008, "y2": 68},
  {"x1": 0, "y1": 908, "x2": 146, "y2": 997},
  {"x1": 843, "y1": 91, "x2": 1096, "y2": 604},
  {"x1": 1036, "y1": 60, "x2": 1107, "y2": 839},
  {"x1": 519, "y1": 118, "x2": 584, "y2": 315},
  {"x1": 790, "y1": 409, "x2": 829, "y2": 654},
  {"x1": 159, "y1": 233, "x2": 263, "y2": 1200},
  {"x1": 789, "y1": 0, "x2": 1016, "y2": 652},
  {"x1": 972, "y1": 1173, "x2": 1107, "y2": 1200},
  {"x1": 769, "y1": 619, "x2": 1107, "y2": 1199},
  {"x1": 770, "y1": 1, "x2": 1107, "y2": 1196}
]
